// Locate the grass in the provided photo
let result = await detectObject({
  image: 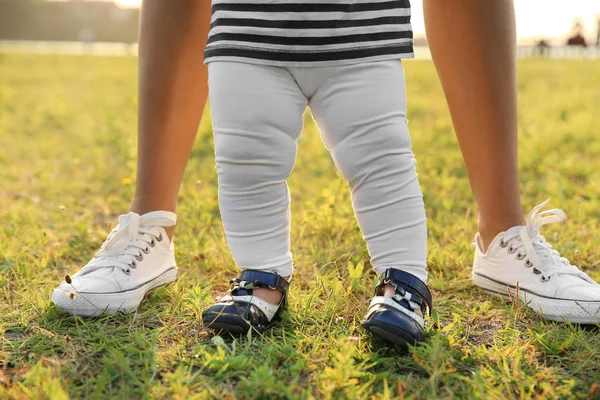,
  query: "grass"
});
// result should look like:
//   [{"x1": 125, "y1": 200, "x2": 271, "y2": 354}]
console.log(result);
[{"x1": 1, "y1": 53, "x2": 600, "y2": 399}]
